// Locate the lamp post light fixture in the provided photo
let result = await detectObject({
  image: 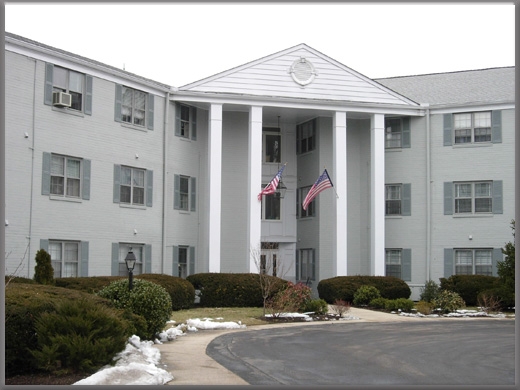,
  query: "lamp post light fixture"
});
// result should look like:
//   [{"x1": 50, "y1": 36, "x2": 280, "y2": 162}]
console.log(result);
[
  {"x1": 125, "y1": 250, "x2": 137, "y2": 291},
  {"x1": 276, "y1": 180, "x2": 287, "y2": 199}
]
